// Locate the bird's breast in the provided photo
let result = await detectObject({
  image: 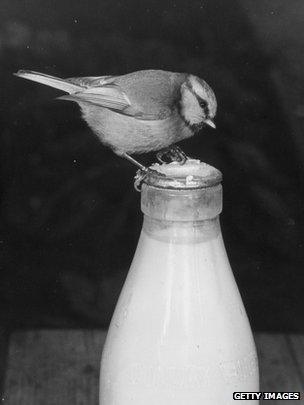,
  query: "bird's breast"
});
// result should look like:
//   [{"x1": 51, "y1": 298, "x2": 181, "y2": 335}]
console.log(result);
[{"x1": 79, "y1": 104, "x2": 193, "y2": 154}]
